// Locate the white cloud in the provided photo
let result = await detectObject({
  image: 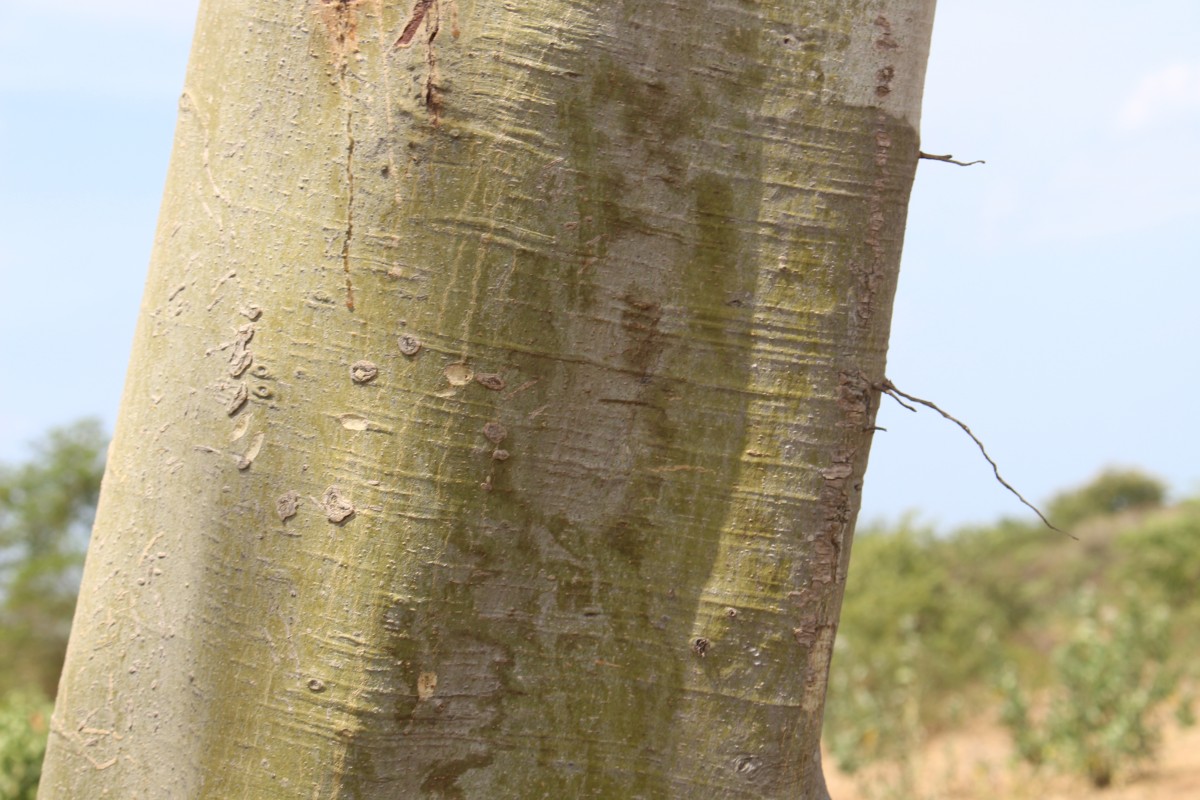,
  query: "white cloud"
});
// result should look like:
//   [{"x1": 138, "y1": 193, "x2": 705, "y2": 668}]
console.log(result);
[{"x1": 1118, "y1": 63, "x2": 1200, "y2": 132}]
